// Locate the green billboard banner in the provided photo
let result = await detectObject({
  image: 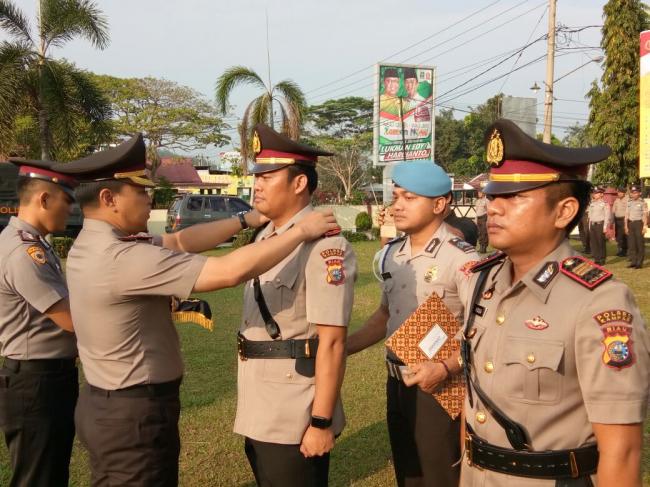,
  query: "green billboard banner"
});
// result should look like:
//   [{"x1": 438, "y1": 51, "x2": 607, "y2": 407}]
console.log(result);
[{"x1": 374, "y1": 64, "x2": 436, "y2": 165}]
